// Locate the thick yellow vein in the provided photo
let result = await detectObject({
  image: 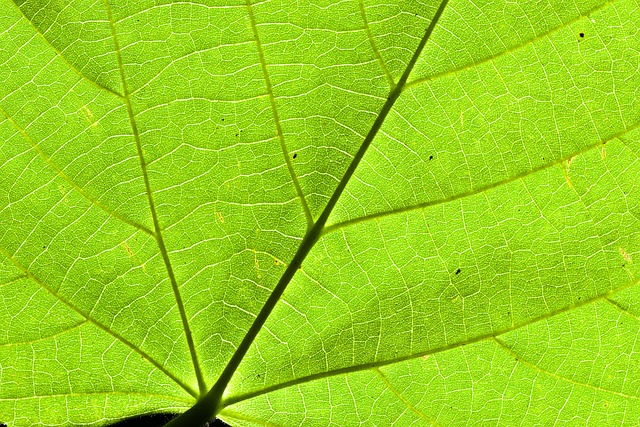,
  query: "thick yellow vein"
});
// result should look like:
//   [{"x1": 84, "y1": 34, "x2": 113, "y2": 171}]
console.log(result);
[
  {"x1": 221, "y1": 274, "x2": 640, "y2": 407},
  {"x1": 358, "y1": 0, "x2": 395, "y2": 88},
  {"x1": 0, "y1": 244, "x2": 198, "y2": 399},
  {"x1": 493, "y1": 337, "x2": 640, "y2": 401},
  {"x1": 374, "y1": 368, "x2": 441, "y2": 426},
  {"x1": 323, "y1": 117, "x2": 640, "y2": 234},
  {"x1": 8, "y1": 0, "x2": 123, "y2": 99},
  {"x1": 102, "y1": 0, "x2": 206, "y2": 395},
  {"x1": 219, "y1": 410, "x2": 287, "y2": 427},
  {"x1": 0, "y1": 106, "x2": 154, "y2": 237},
  {"x1": 405, "y1": 0, "x2": 614, "y2": 90},
  {"x1": 245, "y1": 0, "x2": 314, "y2": 230}
]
